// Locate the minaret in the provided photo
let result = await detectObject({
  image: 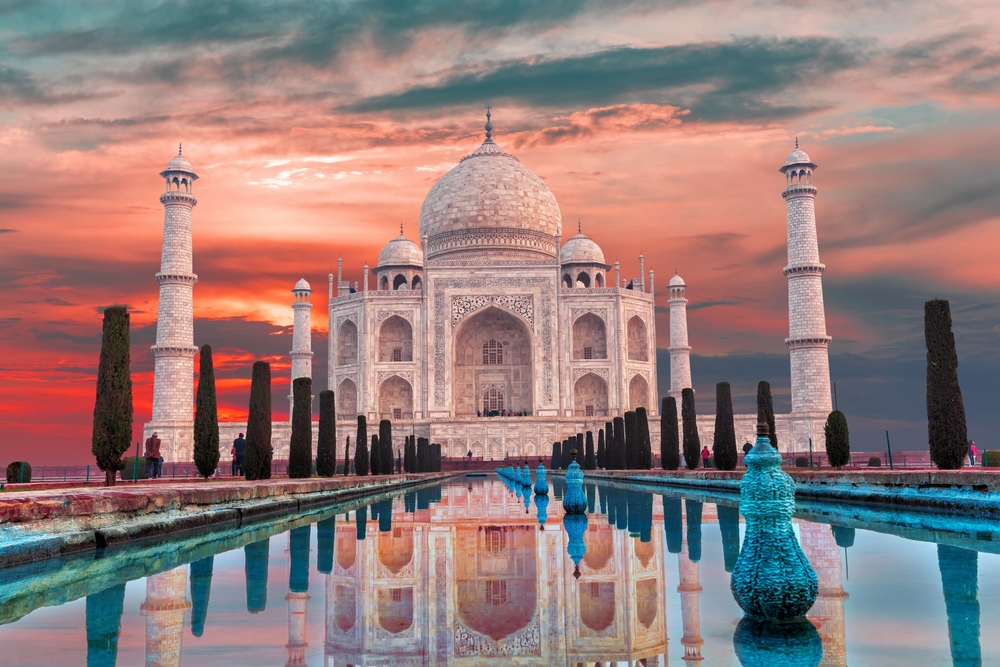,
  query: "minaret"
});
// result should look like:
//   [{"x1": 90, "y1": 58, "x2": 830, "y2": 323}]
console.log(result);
[
  {"x1": 677, "y1": 538, "x2": 704, "y2": 664},
  {"x1": 668, "y1": 273, "x2": 692, "y2": 402},
  {"x1": 151, "y1": 145, "x2": 199, "y2": 461},
  {"x1": 781, "y1": 142, "x2": 833, "y2": 416},
  {"x1": 800, "y1": 522, "x2": 848, "y2": 667},
  {"x1": 141, "y1": 567, "x2": 190, "y2": 667},
  {"x1": 288, "y1": 278, "x2": 314, "y2": 418}
]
